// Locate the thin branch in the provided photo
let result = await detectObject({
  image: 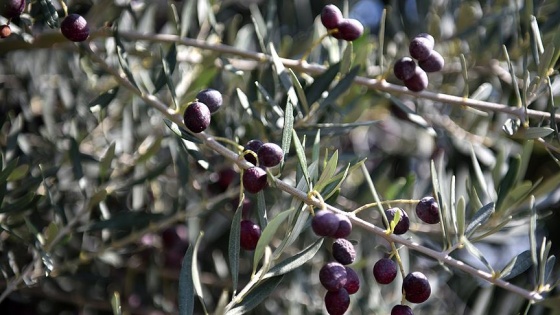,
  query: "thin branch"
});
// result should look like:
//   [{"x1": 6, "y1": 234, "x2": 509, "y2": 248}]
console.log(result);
[
  {"x1": 2, "y1": 29, "x2": 559, "y2": 121},
  {"x1": 84, "y1": 42, "x2": 545, "y2": 303}
]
